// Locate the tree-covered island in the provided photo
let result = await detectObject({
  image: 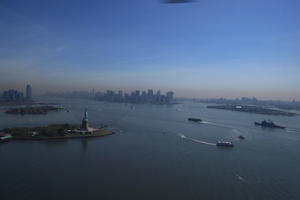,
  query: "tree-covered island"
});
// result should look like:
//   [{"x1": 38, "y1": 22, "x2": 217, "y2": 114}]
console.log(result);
[
  {"x1": 0, "y1": 109, "x2": 113, "y2": 141},
  {"x1": 5, "y1": 105, "x2": 63, "y2": 115},
  {"x1": 0, "y1": 123, "x2": 113, "y2": 140}
]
